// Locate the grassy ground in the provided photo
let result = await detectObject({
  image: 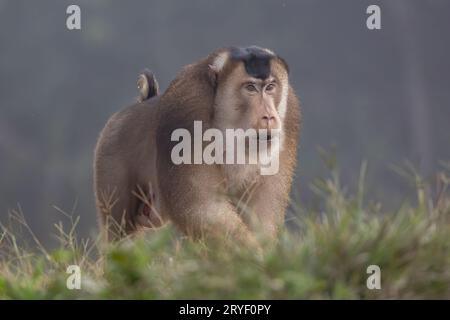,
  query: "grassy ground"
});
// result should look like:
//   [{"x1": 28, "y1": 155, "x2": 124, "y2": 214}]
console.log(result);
[{"x1": 1, "y1": 161, "x2": 449, "y2": 299}]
